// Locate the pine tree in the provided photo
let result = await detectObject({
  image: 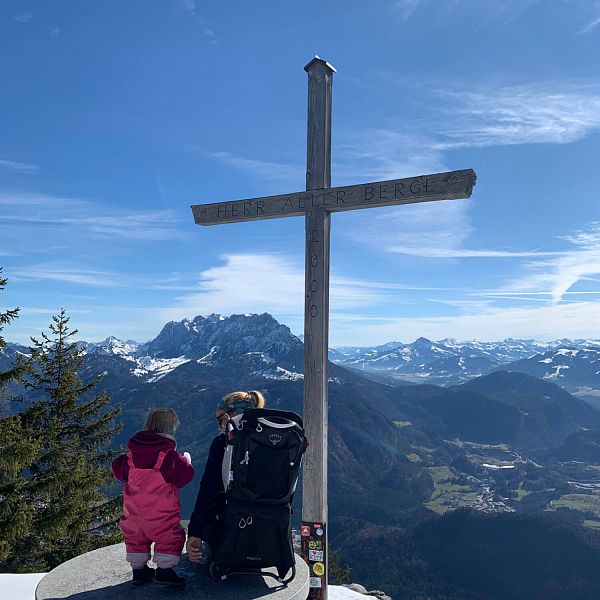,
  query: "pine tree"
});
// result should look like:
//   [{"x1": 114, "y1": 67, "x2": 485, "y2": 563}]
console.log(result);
[
  {"x1": 328, "y1": 549, "x2": 351, "y2": 585},
  {"x1": 0, "y1": 268, "x2": 21, "y2": 392},
  {"x1": 0, "y1": 269, "x2": 41, "y2": 570},
  {"x1": 0, "y1": 411, "x2": 42, "y2": 569},
  {"x1": 16, "y1": 309, "x2": 122, "y2": 570}
]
